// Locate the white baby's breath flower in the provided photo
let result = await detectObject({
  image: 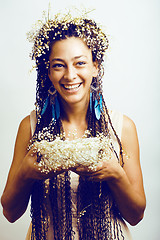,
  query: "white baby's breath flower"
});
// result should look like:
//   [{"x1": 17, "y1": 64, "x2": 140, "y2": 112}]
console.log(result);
[{"x1": 34, "y1": 136, "x2": 113, "y2": 174}]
